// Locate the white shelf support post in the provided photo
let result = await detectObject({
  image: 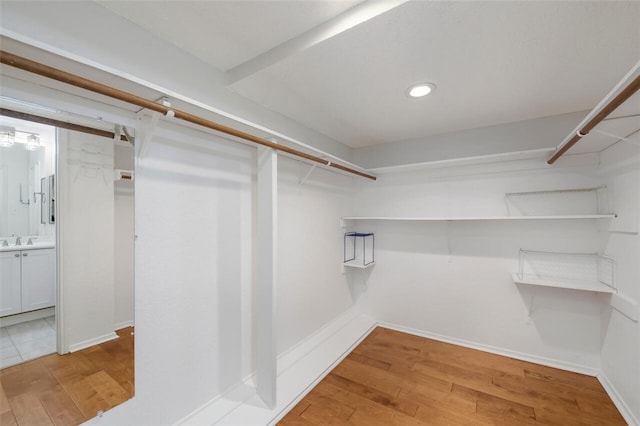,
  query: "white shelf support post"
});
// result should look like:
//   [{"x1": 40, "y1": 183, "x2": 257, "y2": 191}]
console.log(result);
[{"x1": 256, "y1": 146, "x2": 277, "y2": 408}]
